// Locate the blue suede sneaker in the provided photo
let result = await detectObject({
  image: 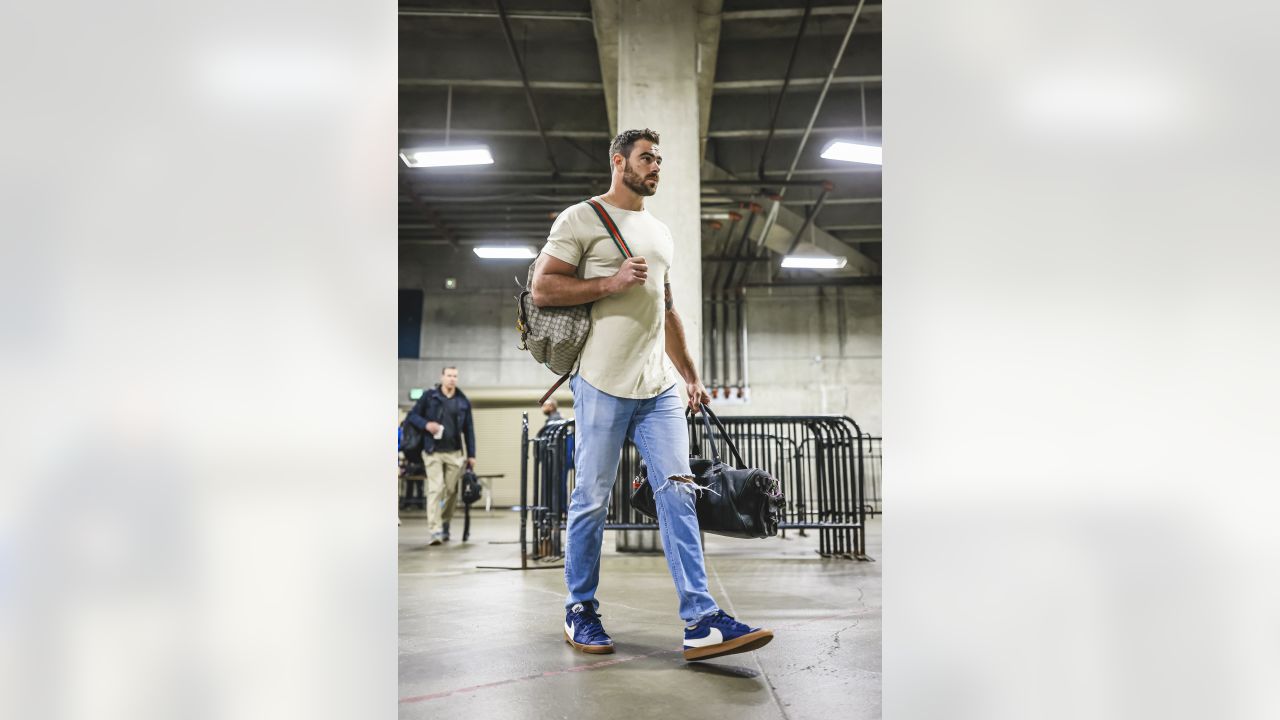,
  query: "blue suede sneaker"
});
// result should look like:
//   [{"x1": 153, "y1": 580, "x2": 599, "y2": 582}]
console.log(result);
[
  {"x1": 683, "y1": 610, "x2": 774, "y2": 661},
  {"x1": 564, "y1": 602, "x2": 614, "y2": 654}
]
